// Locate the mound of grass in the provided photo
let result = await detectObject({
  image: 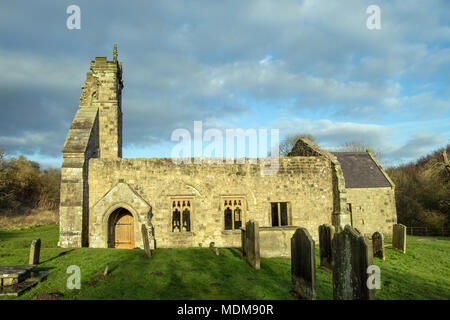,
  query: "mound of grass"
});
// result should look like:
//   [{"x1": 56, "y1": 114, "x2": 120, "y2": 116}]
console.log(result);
[{"x1": 0, "y1": 225, "x2": 448, "y2": 300}]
